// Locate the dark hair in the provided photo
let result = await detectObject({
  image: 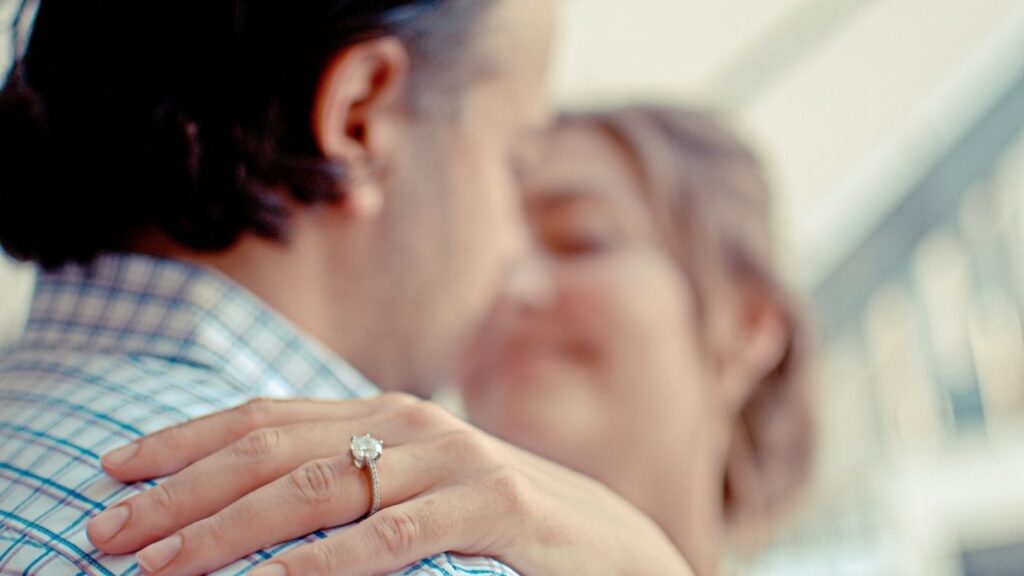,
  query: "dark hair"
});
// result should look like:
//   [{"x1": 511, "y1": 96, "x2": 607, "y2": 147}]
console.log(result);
[
  {"x1": 0, "y1": 0, "x2": 495, "y2": 268},
  {"x1": 568, "y1": 106, "x2": 815, "y2": 536}
]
